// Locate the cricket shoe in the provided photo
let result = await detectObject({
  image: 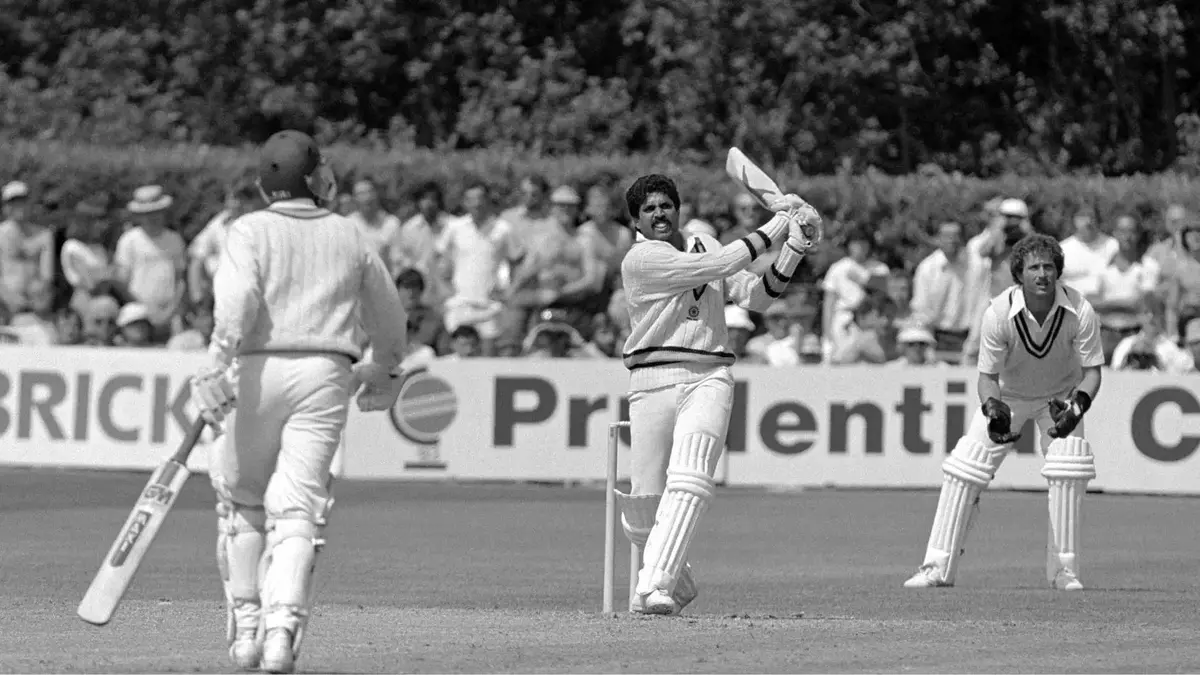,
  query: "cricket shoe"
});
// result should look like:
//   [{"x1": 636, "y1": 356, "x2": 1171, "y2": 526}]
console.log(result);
[
  {"x1": 1051, "y1": 568, "x2": 1084, "y2": 591},
  {"x1": 260, "y1": 627, "x2": 296, "y2": 674},
  {"x1": 902, "y1": 565, "x2": 953, "y2": 589},
  {"x1": 227, "y1": 628, "x2": 260, "y2": 671},
  {"x1": 633, "y1": 589, "x2": 679, "y2": 616},
  {"x1": 629, "y1": 566, "x2": 698, "y2": 614}
]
